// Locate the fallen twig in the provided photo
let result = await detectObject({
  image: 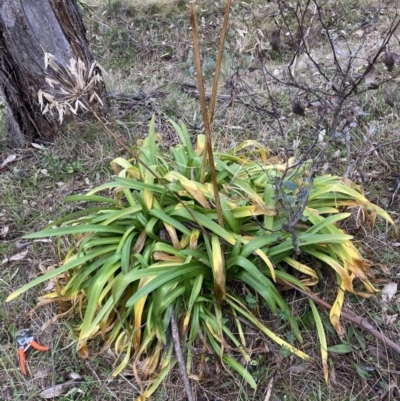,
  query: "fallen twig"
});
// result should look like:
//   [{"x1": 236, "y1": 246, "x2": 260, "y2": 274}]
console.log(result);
[
  {"x1": 171, "y1": 310, "x2": 195, "y2": 401},
  {"x1": 283, "y1": 281, "x2": 400, "y2": 355}
]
